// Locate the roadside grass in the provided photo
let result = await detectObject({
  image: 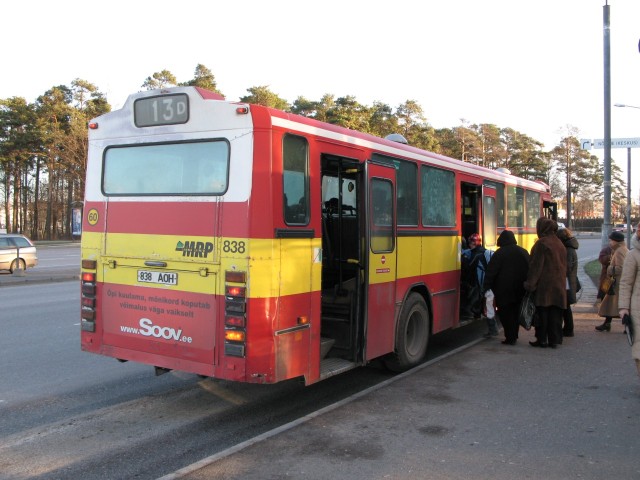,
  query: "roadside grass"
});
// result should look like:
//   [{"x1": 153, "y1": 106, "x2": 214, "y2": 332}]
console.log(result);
[{"x1": 584, "y1": 259, "x2": 601, "y2": 288}]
